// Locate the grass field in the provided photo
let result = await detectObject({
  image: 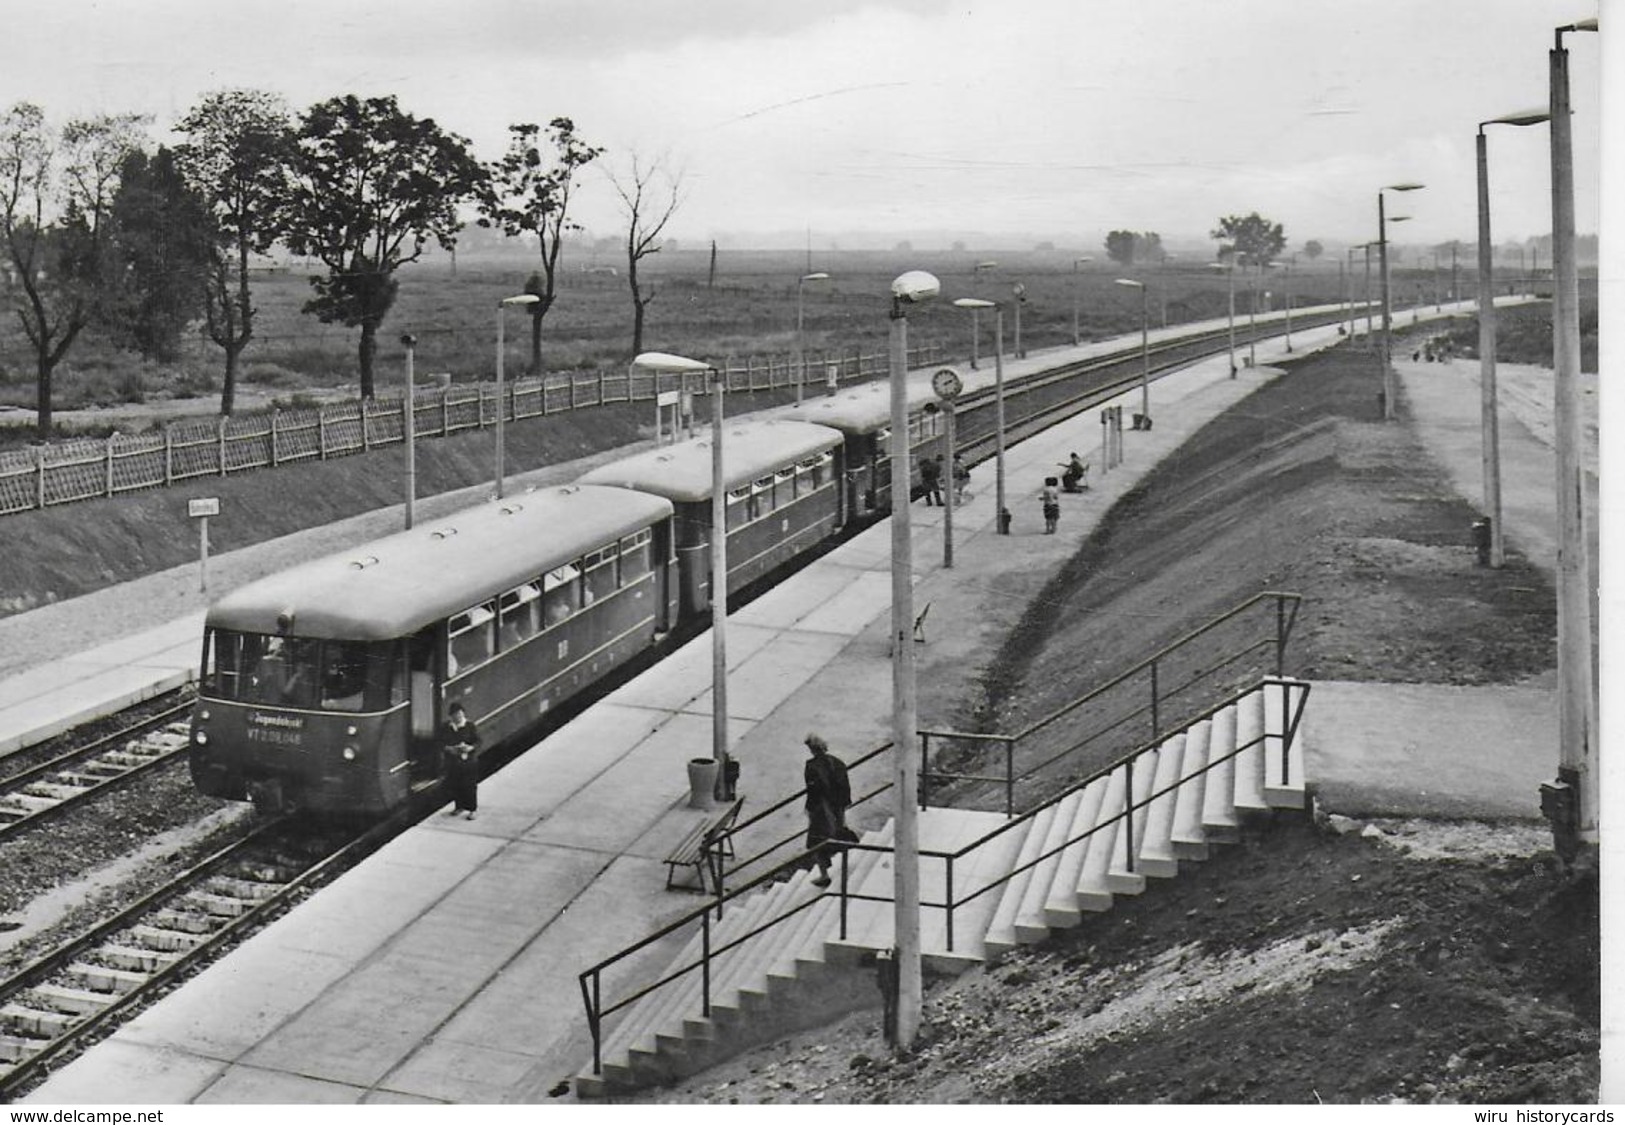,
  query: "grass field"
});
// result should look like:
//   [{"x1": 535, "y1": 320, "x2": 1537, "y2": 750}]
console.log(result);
[{"x1": 0, "y1": 243, "x2": 1527, "y2": 427}]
